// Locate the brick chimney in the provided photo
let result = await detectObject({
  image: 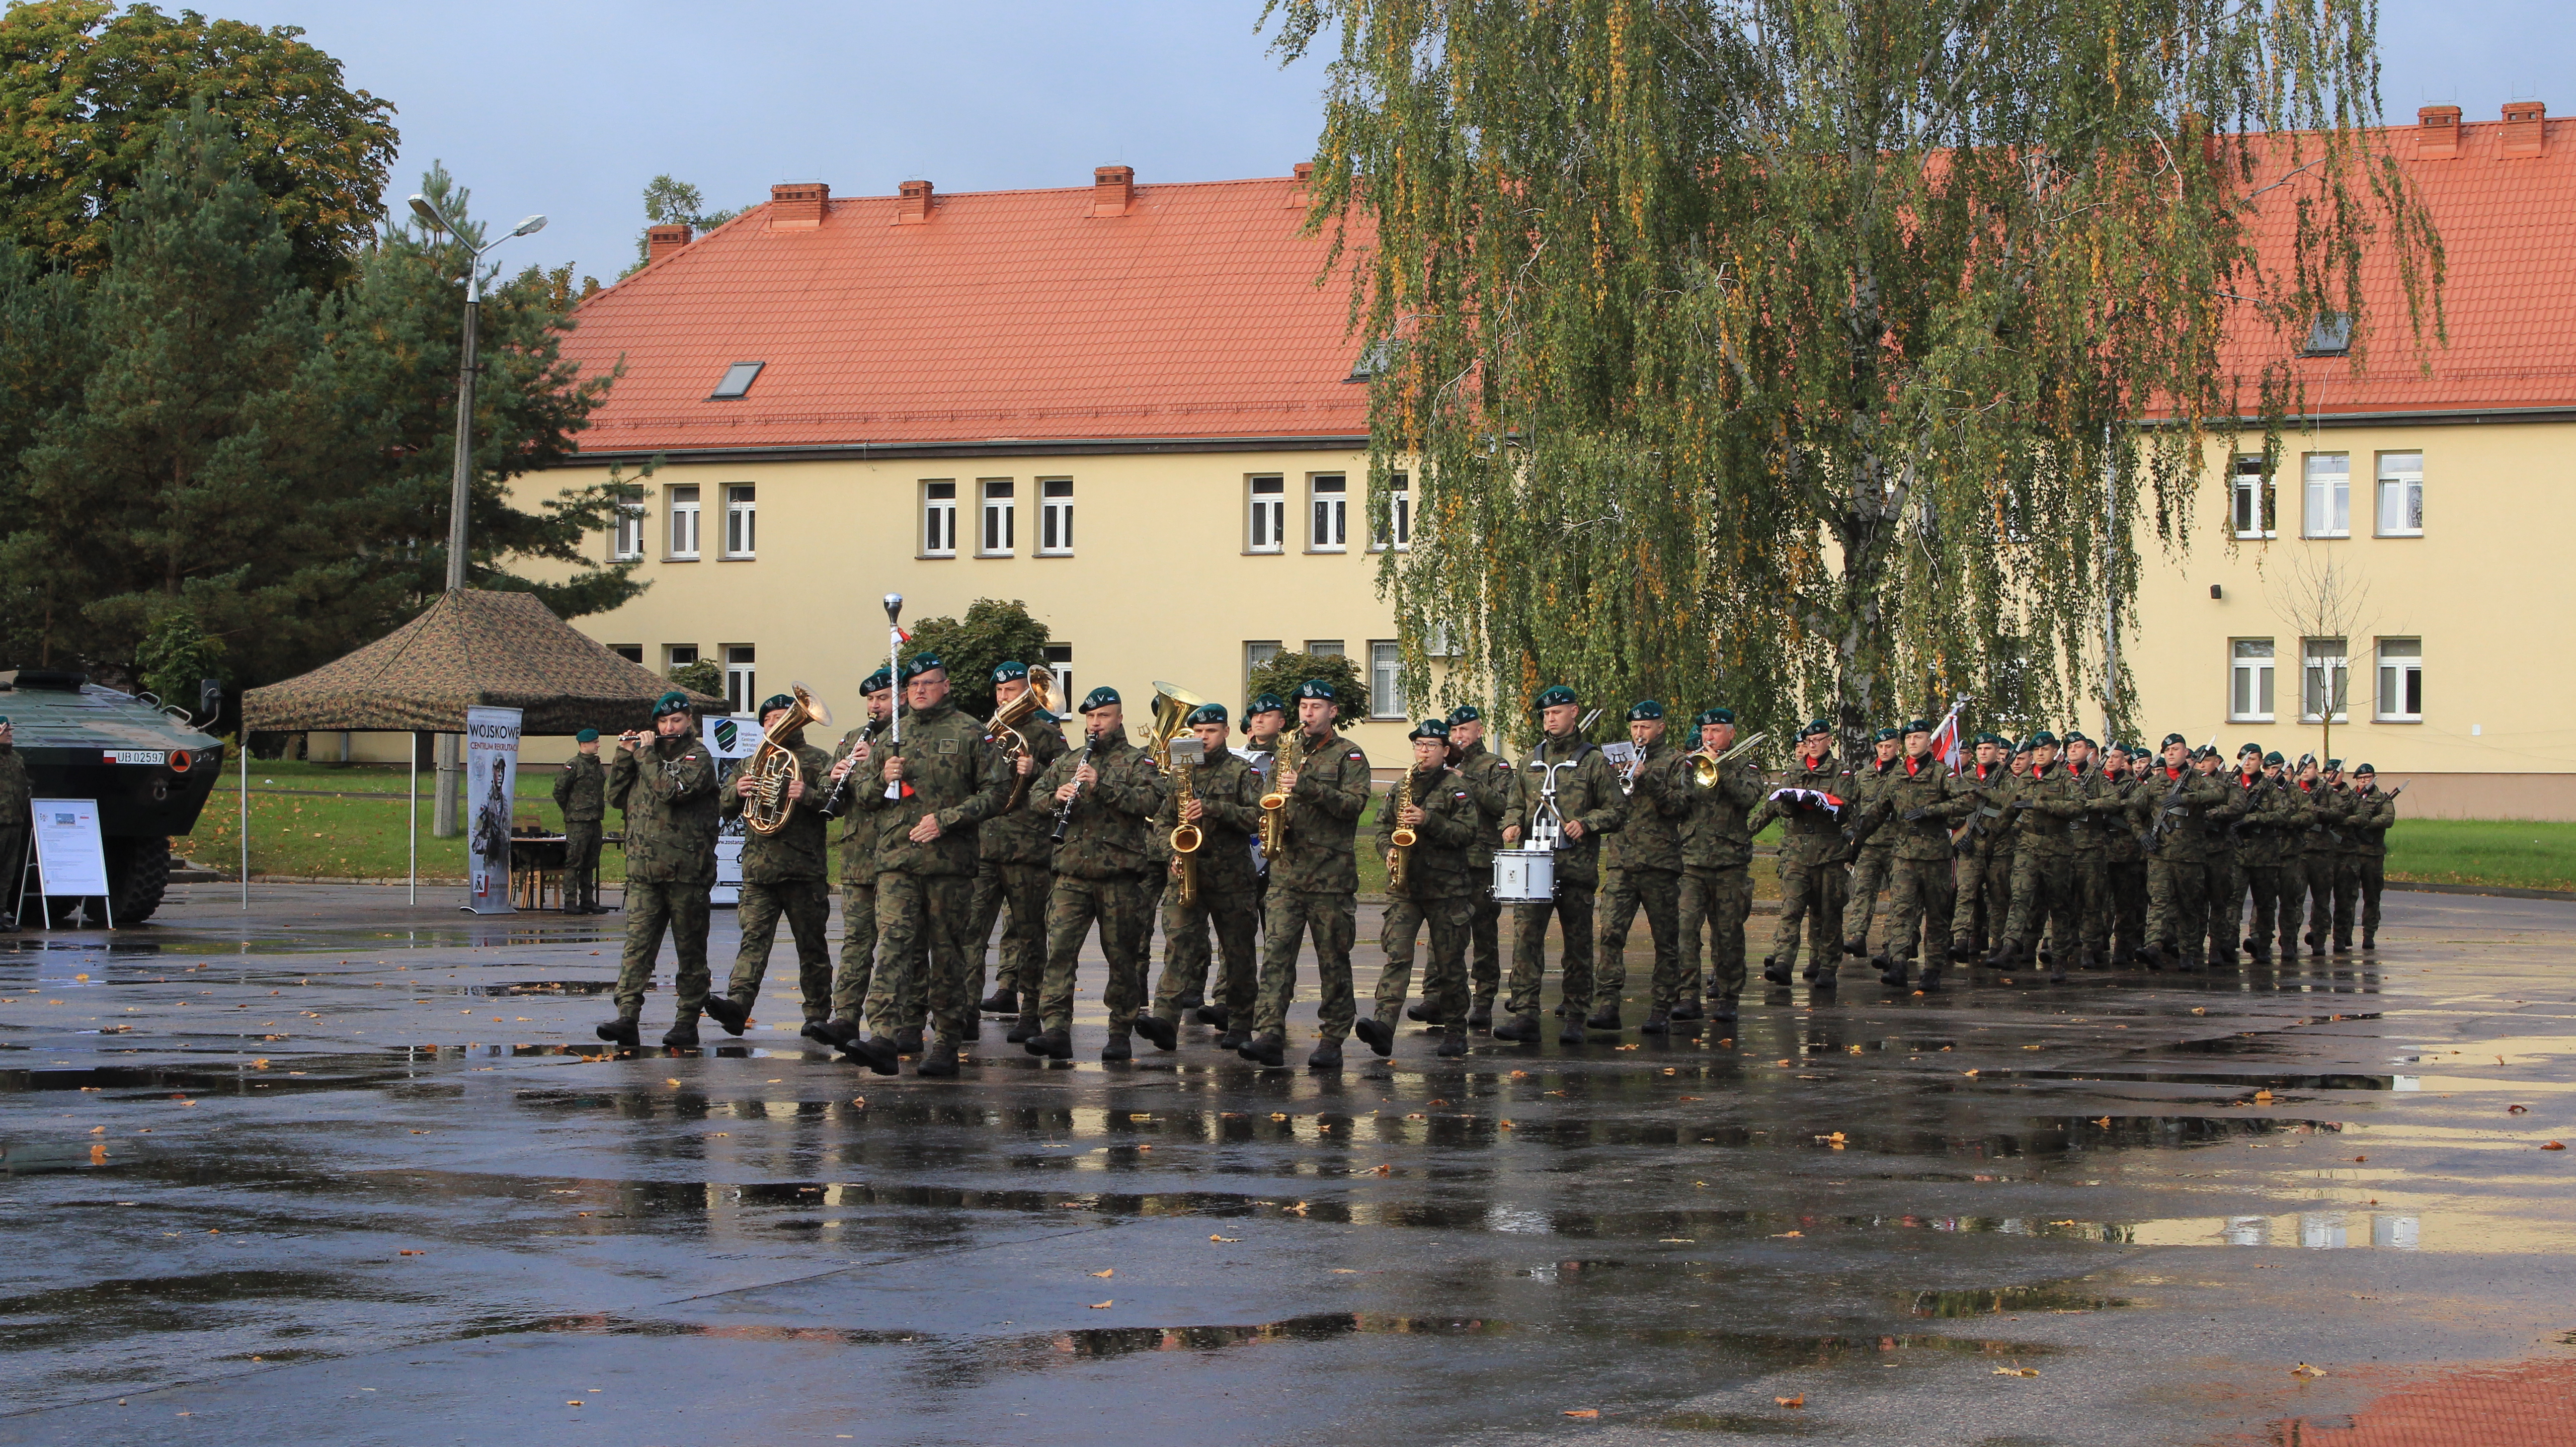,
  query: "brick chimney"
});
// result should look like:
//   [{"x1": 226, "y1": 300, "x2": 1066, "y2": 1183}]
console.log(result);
[
  {"x1": 1092, "y1": 165, "x2": 1134, "y2": 218},
  {"x1": 896, "y1": 179, "x2": 935, "y2": 225},
  {"x1": 645, "y1": 223, "x2": 692, "y2": 261},
  {"x1": 1293, "y1": 161, "x2": 1315, "y2": 181},
  {"x1": 769, "y1": 182, "x2": 828, "y2": 230},
  {"x1": 2416, "y1": 105, "x2": 2461, "y2": 159},
  {"x1": 2501, "y1": 100, "x2": 2547, "y2": 156}
]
